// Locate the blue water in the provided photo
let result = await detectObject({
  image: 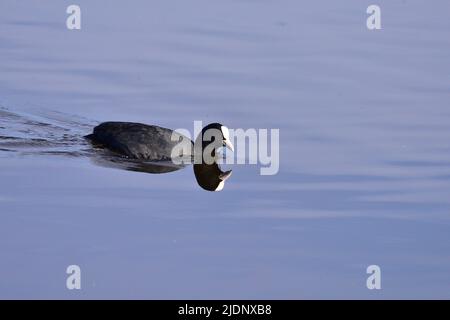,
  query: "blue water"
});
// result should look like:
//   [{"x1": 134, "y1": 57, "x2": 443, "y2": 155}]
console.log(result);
[{"x1": 1, "y1": 0, "x2": 450, "y2": 299}]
